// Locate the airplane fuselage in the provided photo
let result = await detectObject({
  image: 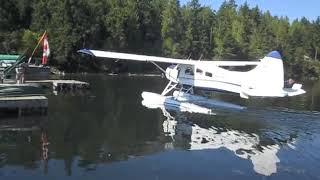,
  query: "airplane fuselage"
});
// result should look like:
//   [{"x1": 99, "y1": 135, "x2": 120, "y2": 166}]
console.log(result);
[
  {"x1": 164, "y1": 55, "x2": 304, "y2": 98},
  {"x1": 166, "y1": 64, "x2": 244, "y2": 94}
]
